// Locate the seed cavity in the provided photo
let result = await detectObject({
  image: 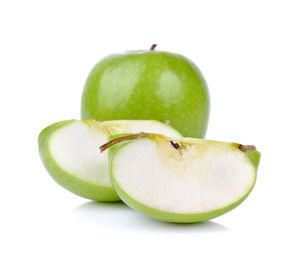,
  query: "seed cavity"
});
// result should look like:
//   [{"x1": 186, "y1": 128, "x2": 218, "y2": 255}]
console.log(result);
[{"x1": 170, "y1": 141, "x2": 180, "y2": 149}]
